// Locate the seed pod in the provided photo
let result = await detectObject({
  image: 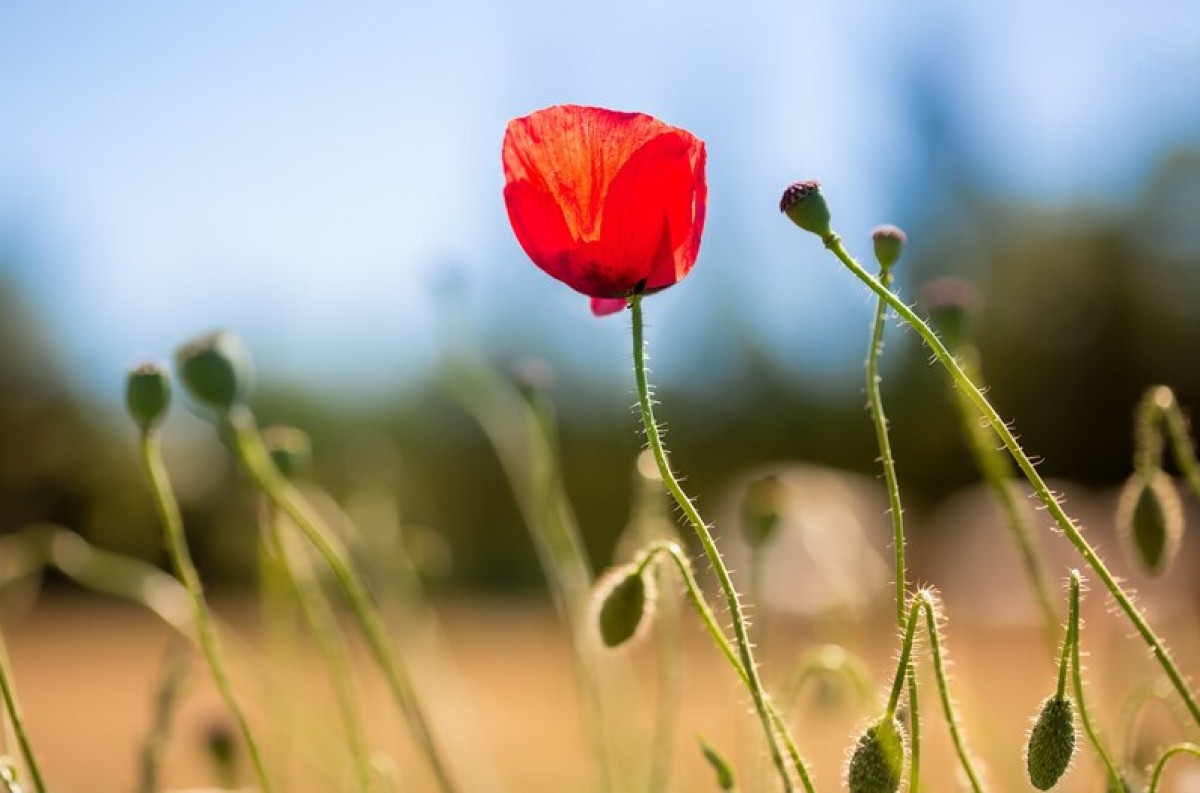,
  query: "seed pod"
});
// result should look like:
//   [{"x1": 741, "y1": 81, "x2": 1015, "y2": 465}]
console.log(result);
[
  {"x1": 125, "y1": 362, "x2": 171, "y2": 432},
  {"x1": 174, "y1": 330, "x2": 254, "y2": 415},
  {"x1": 871, "y1": 225, "x2": 907, "y2": 270},
  {"x1": 780, "y1": 181, "x2": 833, "y2": 240},
  {"x1": 1025, "y1": 695, "x2": 1076, "y2": 790},
  {"x1": 845, "y1": 715, "x2": 906, "y2": 793},
  {"x1": 1117, "y1": 469, "x2": 1183, "y2": 577},
  {"x1": 592, "y1": 564, "x2": 655, "y2": 649}
]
